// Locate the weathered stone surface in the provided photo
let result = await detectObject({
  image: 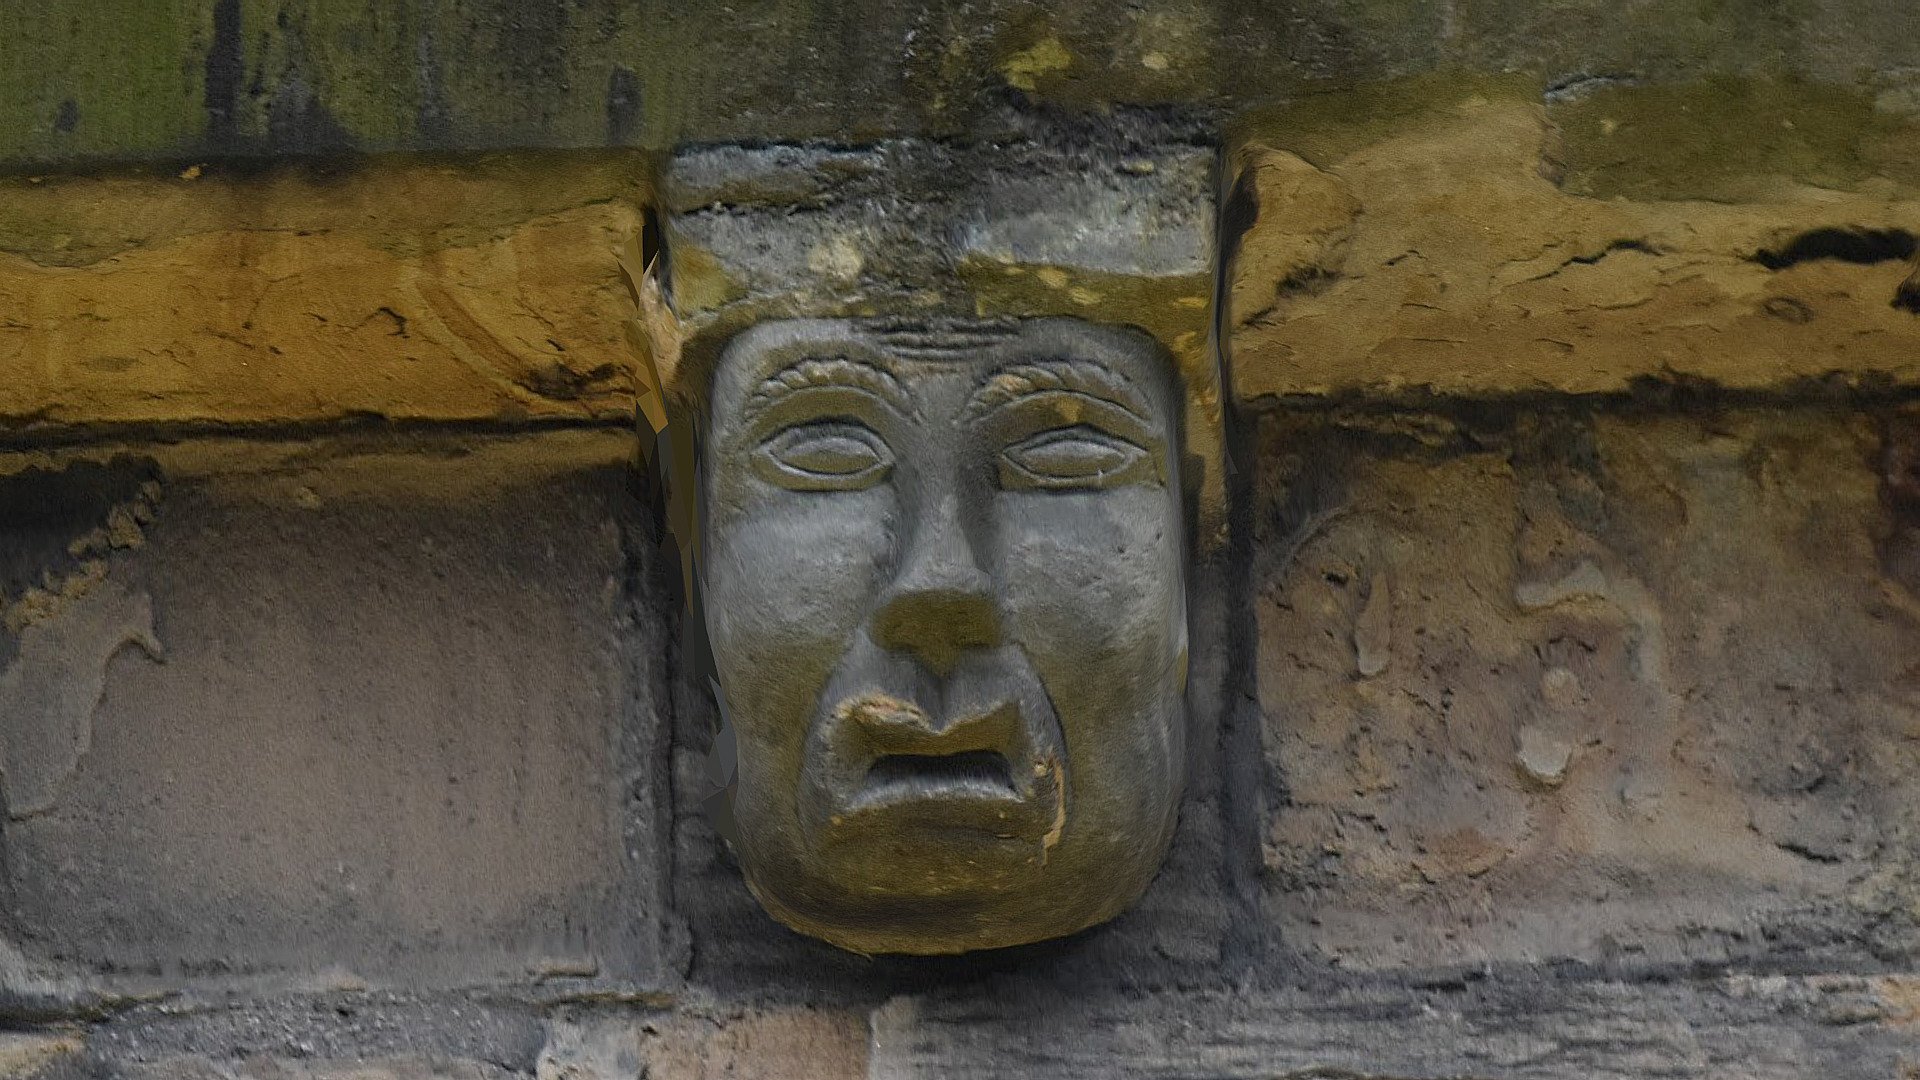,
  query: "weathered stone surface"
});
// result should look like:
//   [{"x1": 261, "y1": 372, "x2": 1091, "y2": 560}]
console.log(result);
[
  {"x1": 11, "y1": 81, "x2": 1920, "y2": 432},
  {"x1": 539, "y1": 1007, "x2": 868, "y2": 1080},
  {"x1": 0, "y1": 1033, "x2": 82, "y2": 1080},
  {"x1": 667, "y1": 560, "x2": 1240, "y2": 991},
  {"x1": 1255, "y1": 404, "x2": 1920, "y2": 971},
  {"x1": 667, "y1": 670, "x2": 1238, "y2": 992},
  {"x1": 74, "y1": 992, "x2": 547, "y2": 1071},
  {"x1": 0, "y1": 432, "x2": 668, "y2": 993},
  {"x1": 869, "y1": 974, "x2": 1920, "y2": 1078},
  {"x1": 1226, "y1": 81, "x2": 1920, "y2": 401},
  {"x1": 650, "y1": 129, "x2": 1224, "y2": 540},
  {"x1": 642, "y1": 1008, "x2": 868, "y2": 1080},
  {"x1": 100, "y1": 1056, "x2": 514, "y2": 1080},
  {"x1": 0, "y1": 156, "x2": 644, "y2": 434},
  {"x1": 5, "y1": 2, "x2": 1920, "y2": 167}
]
